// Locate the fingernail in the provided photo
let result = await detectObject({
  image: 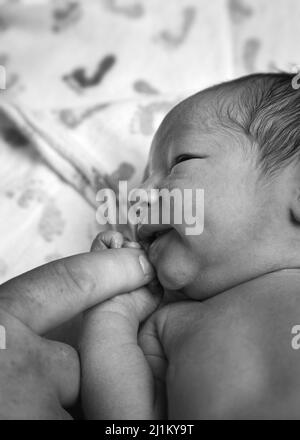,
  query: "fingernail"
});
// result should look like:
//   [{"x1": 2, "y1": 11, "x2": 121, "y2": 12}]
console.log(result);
[{"x1": 139, "y1": 254, "x2": 154, "y2": 277}]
